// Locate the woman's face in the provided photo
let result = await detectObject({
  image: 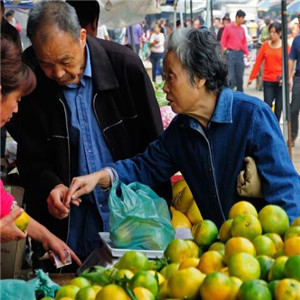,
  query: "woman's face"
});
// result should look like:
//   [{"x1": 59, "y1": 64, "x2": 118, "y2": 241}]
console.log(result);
[
  {"x1": 269, "y1": 27, "x2": 281, "y2": 42},
  {"x1": 0, "y1": 89, "x2": 22, "y2": 127},
  {"x1": 163, "y1": 51, "x2": 201, "y2": 115}
]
